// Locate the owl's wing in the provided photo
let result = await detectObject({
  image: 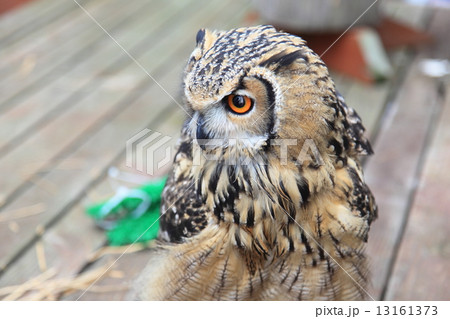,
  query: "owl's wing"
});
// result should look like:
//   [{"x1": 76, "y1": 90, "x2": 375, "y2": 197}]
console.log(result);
[
  {"x1": 346, "y1": 164, "x2": 378, "y2": 229},
  {"x1": 326, "y1": 92, "x2": 378, "y2": 229},
  {"x1": 158, "y1": 133, "x2": 208, "y2": 243},
  {"x1": 337, "y1": 92, "x2": 373, "y2": 157}
]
